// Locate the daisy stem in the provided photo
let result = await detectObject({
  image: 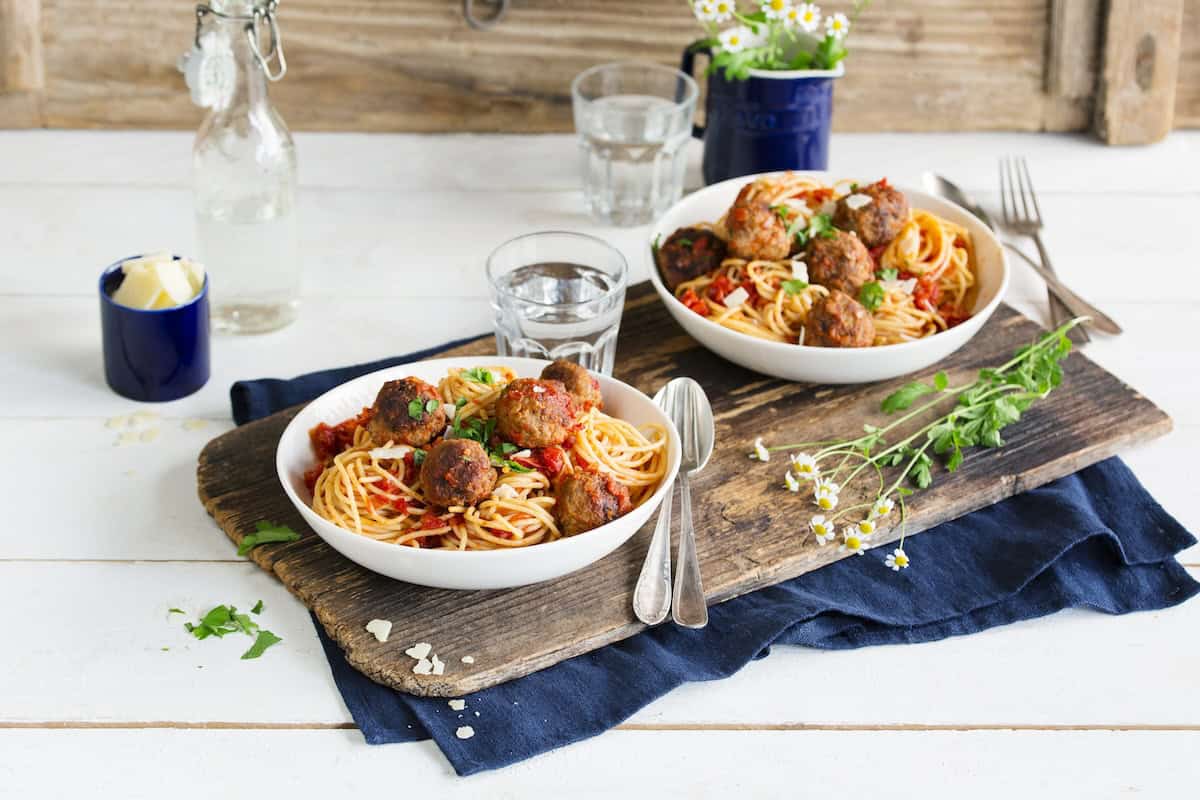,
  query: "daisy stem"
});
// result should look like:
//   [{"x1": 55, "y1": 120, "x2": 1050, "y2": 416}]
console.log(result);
[{"x1": 830, "y1": 502, "x2": 872, "y2": 523}]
